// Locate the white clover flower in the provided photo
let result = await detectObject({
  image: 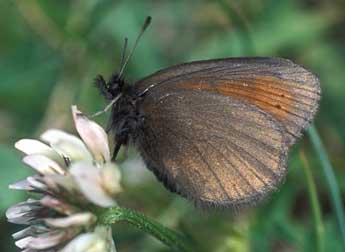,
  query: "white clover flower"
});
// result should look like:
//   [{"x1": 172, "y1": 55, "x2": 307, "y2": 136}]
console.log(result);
[
  {"x1": 61, "y1": 226, "x2": 116, "y2": 252},
  {"x1": 6, "y1": 106, "x2": 121, "y2": 252}
]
